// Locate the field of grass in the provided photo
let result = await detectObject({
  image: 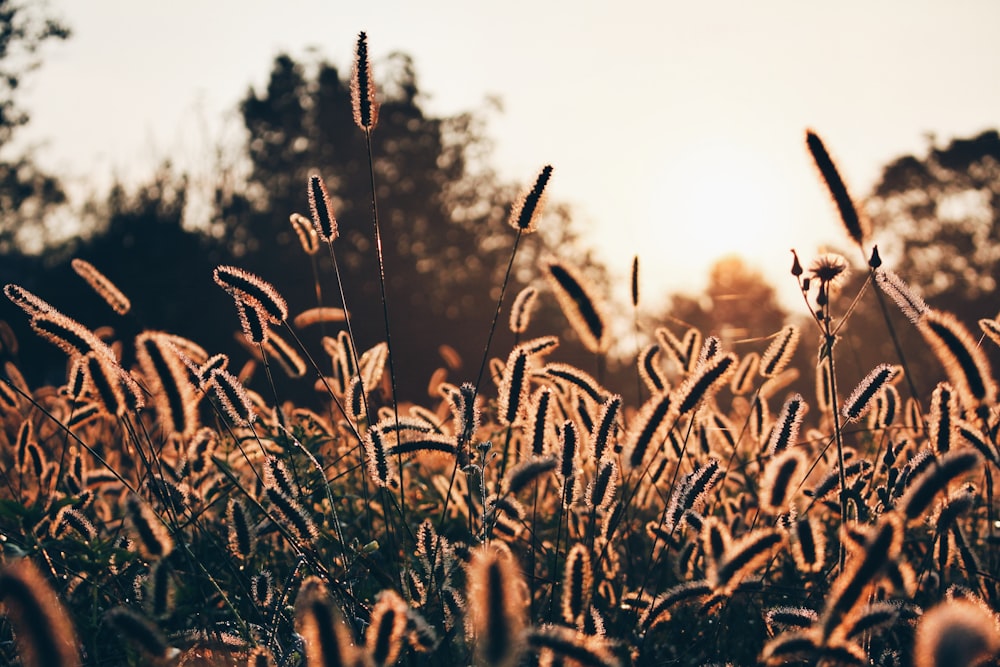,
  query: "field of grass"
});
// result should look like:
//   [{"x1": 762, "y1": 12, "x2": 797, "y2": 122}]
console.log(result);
[{"x1": 1, "y1": 33, "x2": 999, "y2": 667}]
